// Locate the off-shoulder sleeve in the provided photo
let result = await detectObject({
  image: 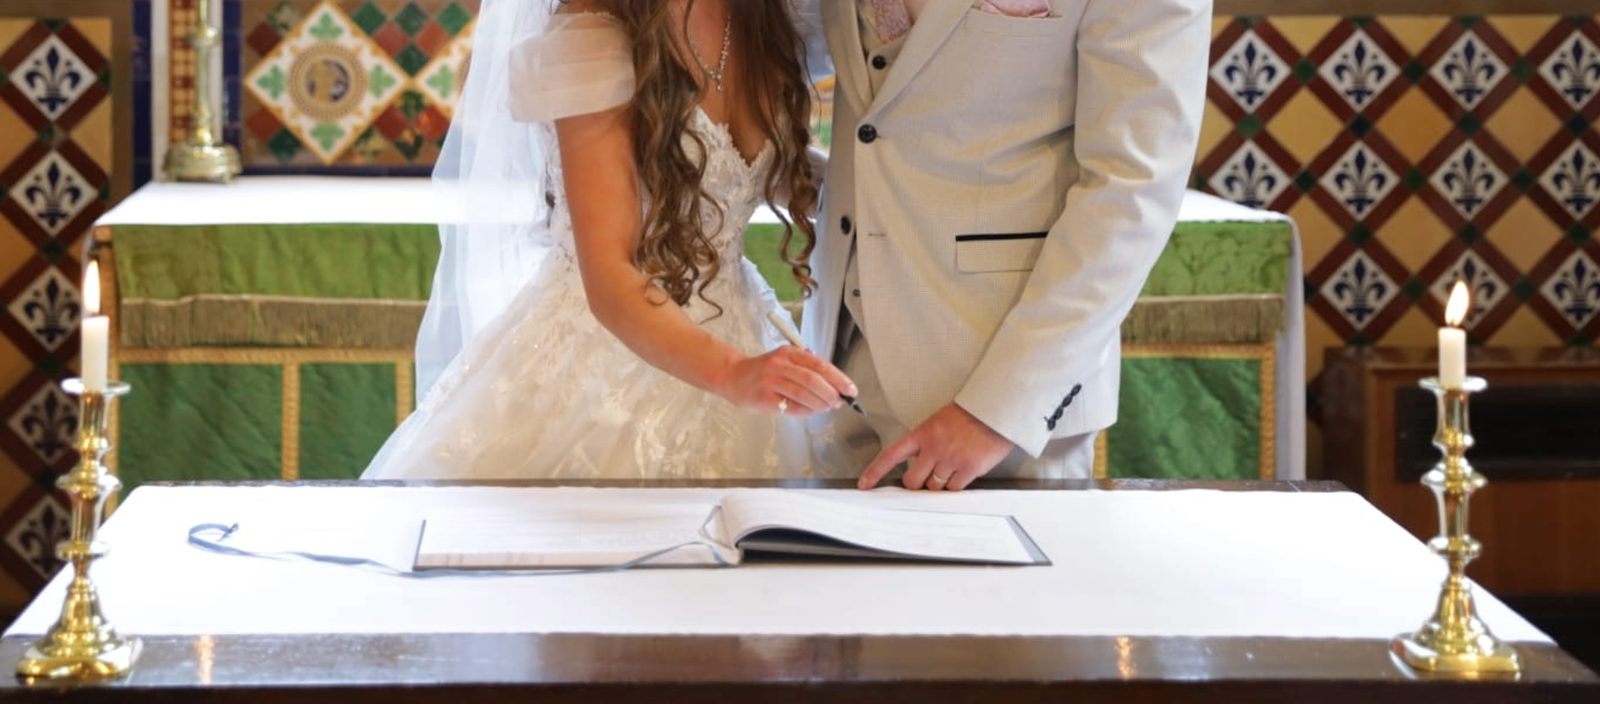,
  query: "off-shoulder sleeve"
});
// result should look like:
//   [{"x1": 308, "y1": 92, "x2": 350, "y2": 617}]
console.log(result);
[{"x1": 508, "y1": 13, "x2": 634, "y2": 122}]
